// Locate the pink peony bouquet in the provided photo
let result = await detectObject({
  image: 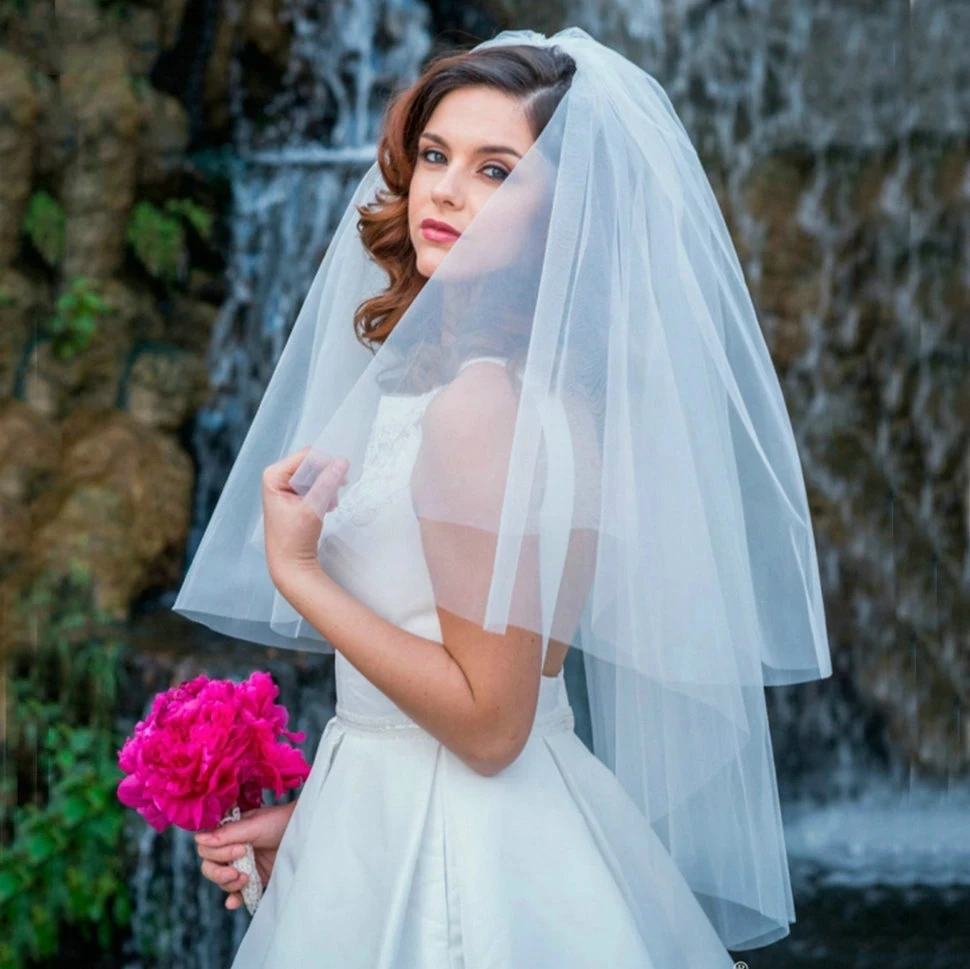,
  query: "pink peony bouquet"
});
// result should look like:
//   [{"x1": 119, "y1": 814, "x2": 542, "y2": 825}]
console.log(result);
[{"x1": 116, "y1": 670, "x2": 311, "y2": 833}]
